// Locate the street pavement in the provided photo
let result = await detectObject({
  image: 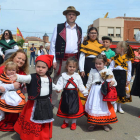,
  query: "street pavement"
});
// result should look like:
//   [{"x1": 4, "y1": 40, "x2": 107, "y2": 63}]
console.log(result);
[{"x1": 0, "y1": 65, "x2": 140, "y2": 140}]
